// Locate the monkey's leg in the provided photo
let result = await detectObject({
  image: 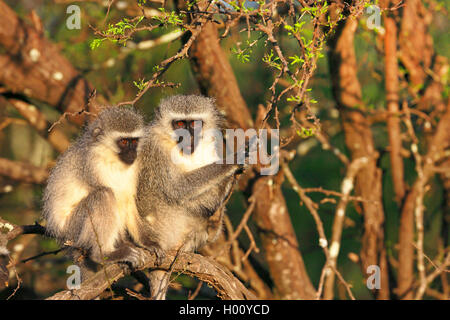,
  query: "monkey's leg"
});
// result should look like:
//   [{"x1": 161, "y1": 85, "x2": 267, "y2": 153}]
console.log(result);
[
  {"x1": 132, "y1": 218, "x2": 165, "y2": 265},
  {"x1": 67, "y1": 187, "x2": 148, "y2": 268},
  {"x1": 69, "y1": 248, "x2": 98, "y2": 282}
]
